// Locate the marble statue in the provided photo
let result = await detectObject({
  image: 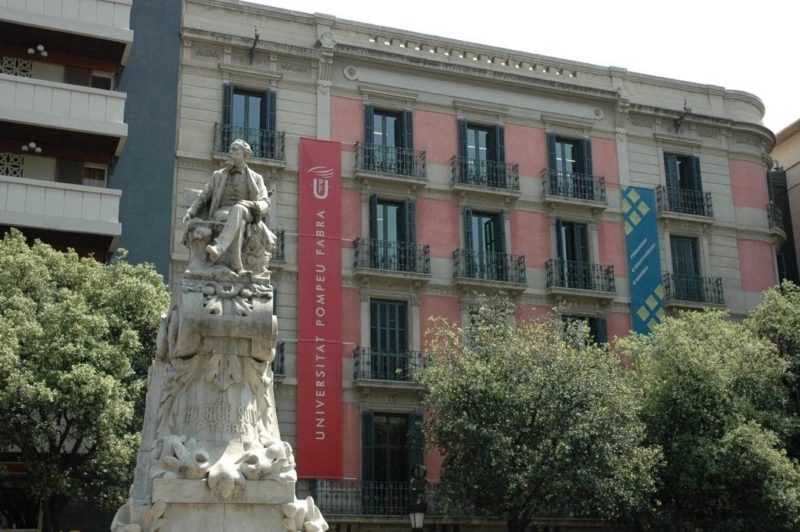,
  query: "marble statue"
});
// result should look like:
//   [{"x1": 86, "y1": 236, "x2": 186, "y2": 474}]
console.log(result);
[{"x1": 111, "y1": 140, "x2": 327, "y2": 532}]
